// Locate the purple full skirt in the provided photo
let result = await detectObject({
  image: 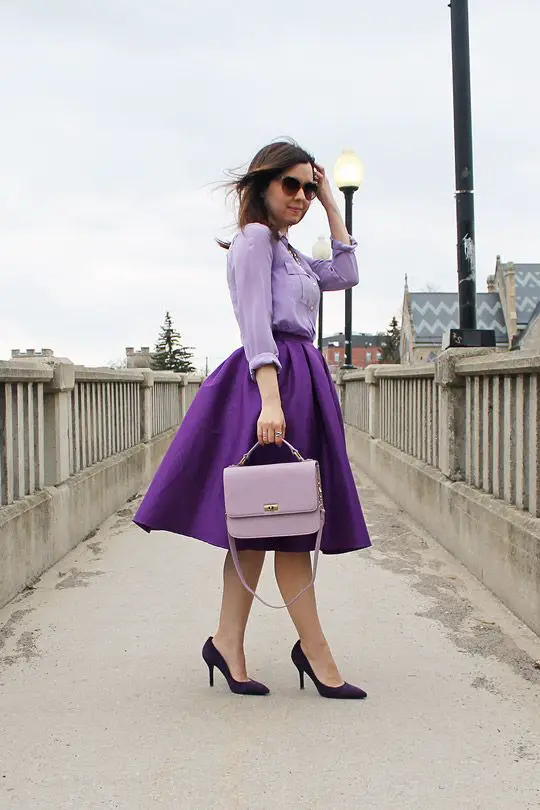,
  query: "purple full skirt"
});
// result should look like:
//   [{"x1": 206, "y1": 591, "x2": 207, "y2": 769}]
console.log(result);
[{"x1": 133, "y1": 332, "x2": 371, "y2": 554}]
